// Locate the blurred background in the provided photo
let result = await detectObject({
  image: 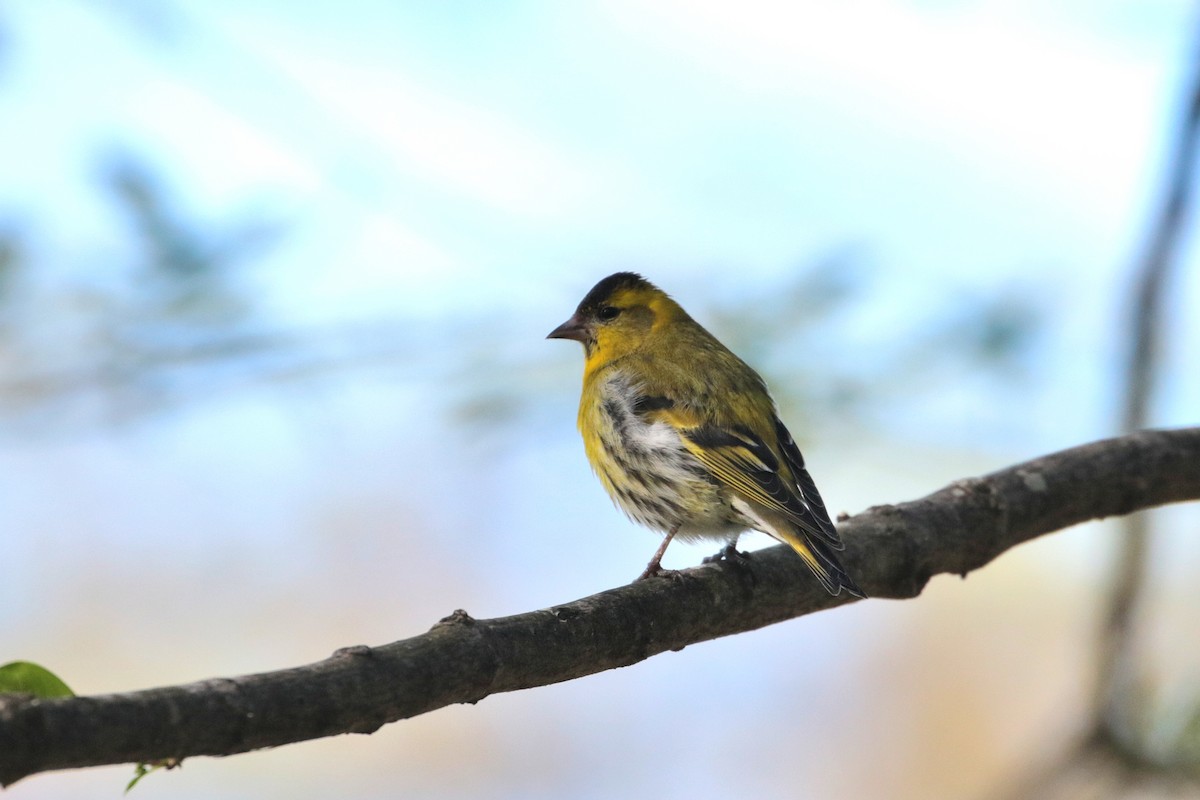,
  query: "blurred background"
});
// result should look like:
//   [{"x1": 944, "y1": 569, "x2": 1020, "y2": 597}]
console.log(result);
[{"x1": 2, "y1": 1, "x2": 1199, "y2": 798}]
